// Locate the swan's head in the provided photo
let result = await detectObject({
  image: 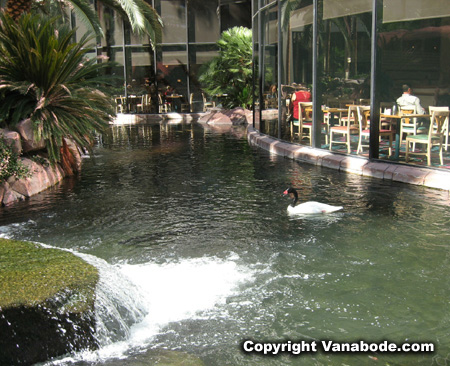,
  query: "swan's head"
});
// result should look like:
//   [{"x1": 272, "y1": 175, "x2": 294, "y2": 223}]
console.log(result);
[{"x1": 283, "y1": 187, "x2": 298, "y2": 200}]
